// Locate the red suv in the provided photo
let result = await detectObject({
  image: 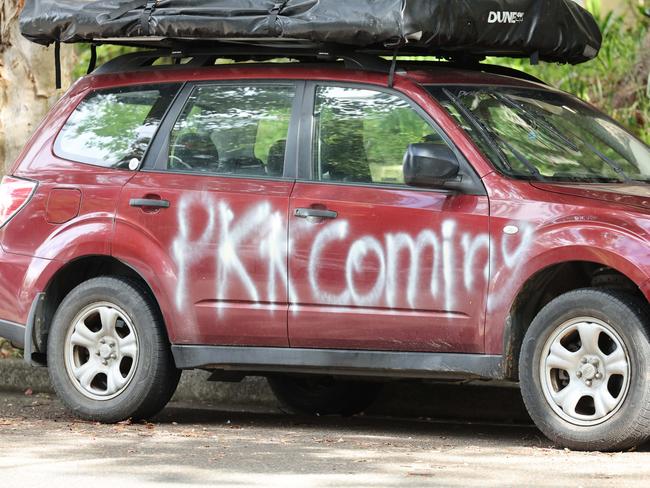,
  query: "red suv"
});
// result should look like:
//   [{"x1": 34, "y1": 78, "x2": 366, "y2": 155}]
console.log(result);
[{"x1": 1, "y1": 50, "x2": 649, "y2": 451}]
